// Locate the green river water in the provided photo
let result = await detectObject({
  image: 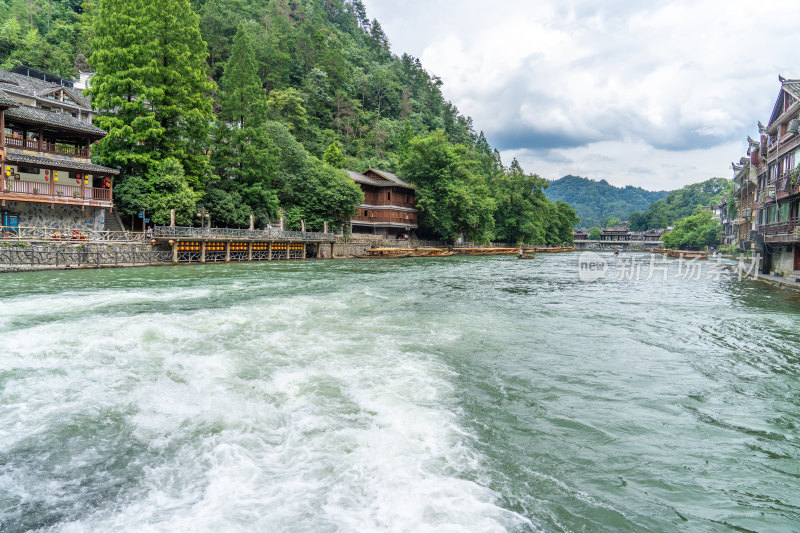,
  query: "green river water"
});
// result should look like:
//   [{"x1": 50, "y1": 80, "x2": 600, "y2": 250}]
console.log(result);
[{"x1": 0, "y1": 252, "x2": 798, "y2": 532}]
